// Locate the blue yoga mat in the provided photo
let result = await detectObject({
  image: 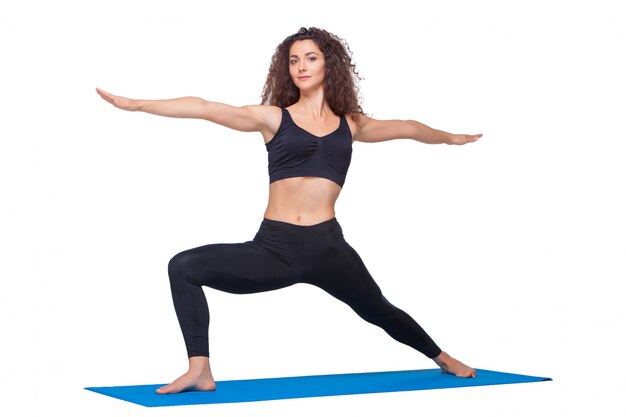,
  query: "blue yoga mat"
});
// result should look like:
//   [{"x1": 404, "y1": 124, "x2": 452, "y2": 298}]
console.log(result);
[{"x1": 85, "y1": 368, "x2": 551, "y2": 407}]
